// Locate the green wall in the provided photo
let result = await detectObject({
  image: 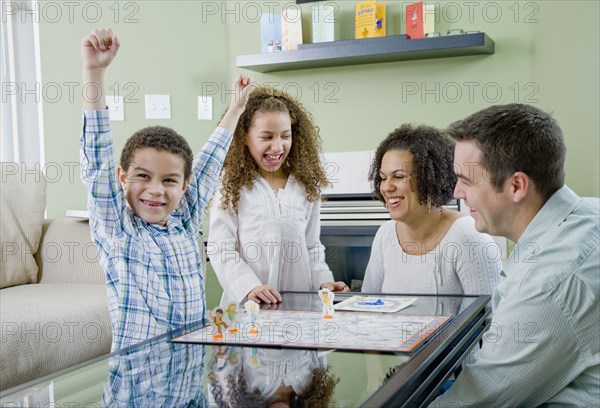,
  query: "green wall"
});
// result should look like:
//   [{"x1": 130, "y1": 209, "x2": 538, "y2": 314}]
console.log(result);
[
  {"x1": 34, "y1": 1, "x2": 600, "y2": 400},
  {"x1": 40, "y1": 1, "x2": 599, "y2": 220},
  {"x1": 39, "y1": 0, "x2": 599, "y2": 307},
  {"x1": 39, "y1": 1, "x2": 232, "y2": 218}
]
